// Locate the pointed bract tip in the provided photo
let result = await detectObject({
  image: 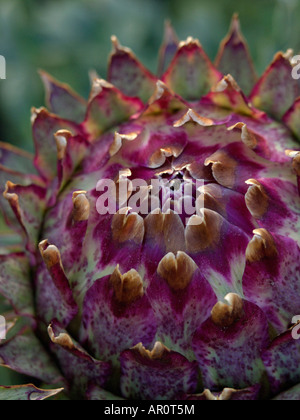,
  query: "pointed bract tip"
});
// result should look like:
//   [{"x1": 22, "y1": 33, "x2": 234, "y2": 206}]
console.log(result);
[
  {"x1": 6, "y1": 385, "x2": 64, "y2": 401},
  {"x1": 211, "y1": 293, "x2": 244, "y2": 328},
  {"x1": 178, "y1": 36, "x2": 201, "y2": 50},
  {"x1": 89, "y1": 78, "x2": 114, "y2": 102},
  {"x1": 148, "y1": 80, "x2": 171, "y2": 105},
  {"x1": 88, "y1": 69, "x2": 100, "y2": 86},
  {"x1": 111, "y1": 35, "x2": 121, "y2": 50},
  {"x1": 38, "y1": 68, "x2": 52, "y2": 84},
  {"x1": 38, "y1": 69, "x2": 71, "y2": 92},
  {"x1": 230, "y1": 13, "x2": 241, "y2": 33},
  {"x1": 39, "y1": 240, "x2": 63, "y2": 269},
  {"x1": 273, "y1": 51, "x2": 292, "y2": 65},
  {"x1": 3, "y1": 181, "x2": 19, "y2": 206},
  {"x1": 163, "y1": 19, "x2": 179, "y2": 44},
  {"x1": 228, "y1": 122, "x2": 257, "y2": 149},
  {"x1": 110, "y1": 265, "x2": 144, "y2": 304},
  {"x1": 48, "y1": 324, "x2": 74, "y2": 350},
  {"x1": 116, "y1": 168, "x2": 132, "y2": 181},
  {"x1": 157, "y1": 251, "x2": 197, "y2": 290},
  {"x1": 213, "y1": 74, "x2": 241, "y2": 93},
  {"x1": 283, "y1": 48, "x2": 294, "y2": 61},
  {"x1": 246, "y1": 228, "x2": 278, "y2": 263},
  {"x1": 185, "y1": 209, "x2": 223, "y2": 253},
  {"x1": 38, "y1": 69, "x2": 58, "y2": 83},
  {"x1": 54, "y1": 130, "x2": 73, "y2": 160},
  {"x1": 200, "y1": 389, "x2": 218, "y2": 400},
  {"x1": 173, "y1": 108, "x2": 214, "y2": 128},
  {"x1": 224, "y1": 13, "x2": 246, "y2": 48},
  {"x1": 30, "y1": 106, "x2": 49, "y2": 125},
  {"x1": 204, "y1": 149, "x2": 237, "y2": 189},
  {"x1": 109, "y1": 132, "x2": 139, "y2": 157},
  {"x1": 3, "y1": 180, "x2": 17, "y2": 195},
  {"x1": 111, "y1": 35, "x2": 132, "y2": 54},
  {"x1": 245, "y1": 179, "x2": 269, "y2": 219},
  {"x1": 111, "y1": 210, "x2": 144, "y2": 244},
  {"x1": 133, "y1": 342, "x2": 170, "y2": 360},
  {"x1": 72, "y1": 191, "x2": 90, "y2": 222},
  {"x1": 157, "y1": 20, "x2": 179, "y2": 76}
]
